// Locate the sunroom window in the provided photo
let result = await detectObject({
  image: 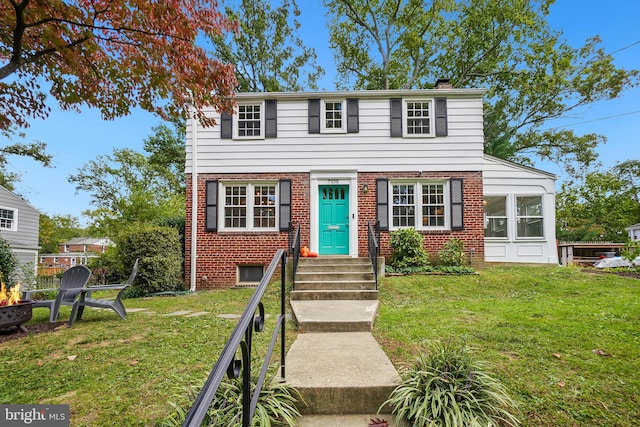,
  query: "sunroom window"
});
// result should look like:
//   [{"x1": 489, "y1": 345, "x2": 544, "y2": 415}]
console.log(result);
[
  {"x1": 516, "y1": 196, "x2": 543, "y2": 238},
  {"x1": 485, "y1": 196, "x2": 508, "y2": 238}
]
